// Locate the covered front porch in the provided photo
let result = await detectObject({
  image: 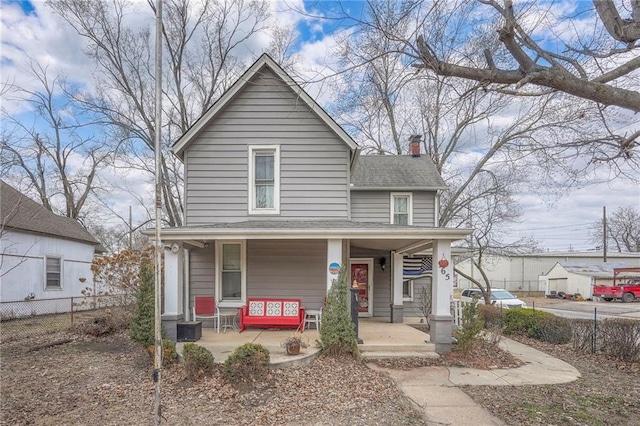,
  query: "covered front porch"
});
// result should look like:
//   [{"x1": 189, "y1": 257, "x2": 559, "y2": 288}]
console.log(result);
[
  {"x1": 175, "y1": 318, "x2": 437, "y2": 366},
  {"x1": 160, "y1": 220, "x2": 471, "y2": 353}
]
